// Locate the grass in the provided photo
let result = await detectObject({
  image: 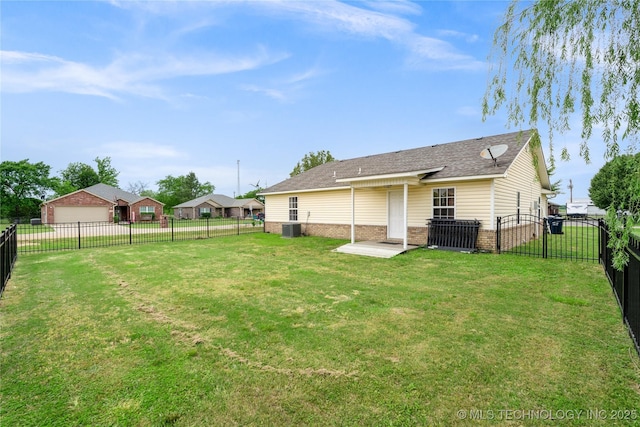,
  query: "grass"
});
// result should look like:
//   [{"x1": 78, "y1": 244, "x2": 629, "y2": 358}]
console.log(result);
[
  {"x1": 2, "y1": 234, "x2": 640, "y2": 426},
  {"x1": 505, "y1": 225, "x2": 602, "y2": 261},
  {"x1": 130, "y1": 217, "x2": 260, "y2": 229}
]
